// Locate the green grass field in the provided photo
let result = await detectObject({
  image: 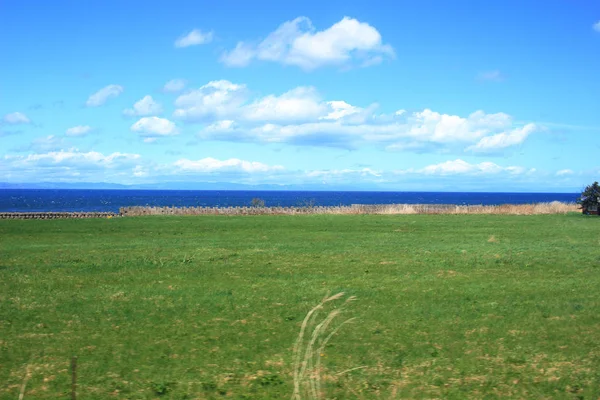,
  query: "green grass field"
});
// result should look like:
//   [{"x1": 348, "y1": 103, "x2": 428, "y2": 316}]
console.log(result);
[{"x1": 1, "y1": 214, "x2": 599, "y2": 399}]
